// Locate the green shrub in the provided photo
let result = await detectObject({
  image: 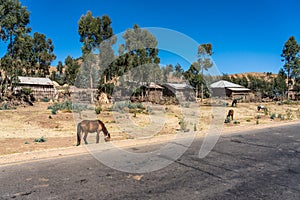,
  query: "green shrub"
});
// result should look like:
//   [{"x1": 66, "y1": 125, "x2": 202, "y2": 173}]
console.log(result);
[
  {"x1": 51, "y1": 107, "x2": 58, "y2": 114},
  {"x1": 34, "y1": 136, "x2": 46, "y2": 143},
  {"x1": 270, "y1": 113, "x2": 276, "y2": 120},
  {"x1": 233, "y1": 120, "x2": 240, "y2": 124},
  {"x1": 22, "y1": 87, "x2": 32, "y2": 95},
  {"x1": 95, "y1": 106, "x2": 102, "y2": 114},
  {"x1": 277, "y1": 113, "x2": 284, "y2": 120},
  {"x1": 286, "y1": 109, "x2": 293, "y2": 120},
  {"x1": 179, "y1": 117, "x2": 187, "y2": 131},
  {"x1": 224, "y1": 117, "x2": 231, "y2": 123},
  {"x1": 41, "y1": 97, "x2": 50, "y2": 102}
]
